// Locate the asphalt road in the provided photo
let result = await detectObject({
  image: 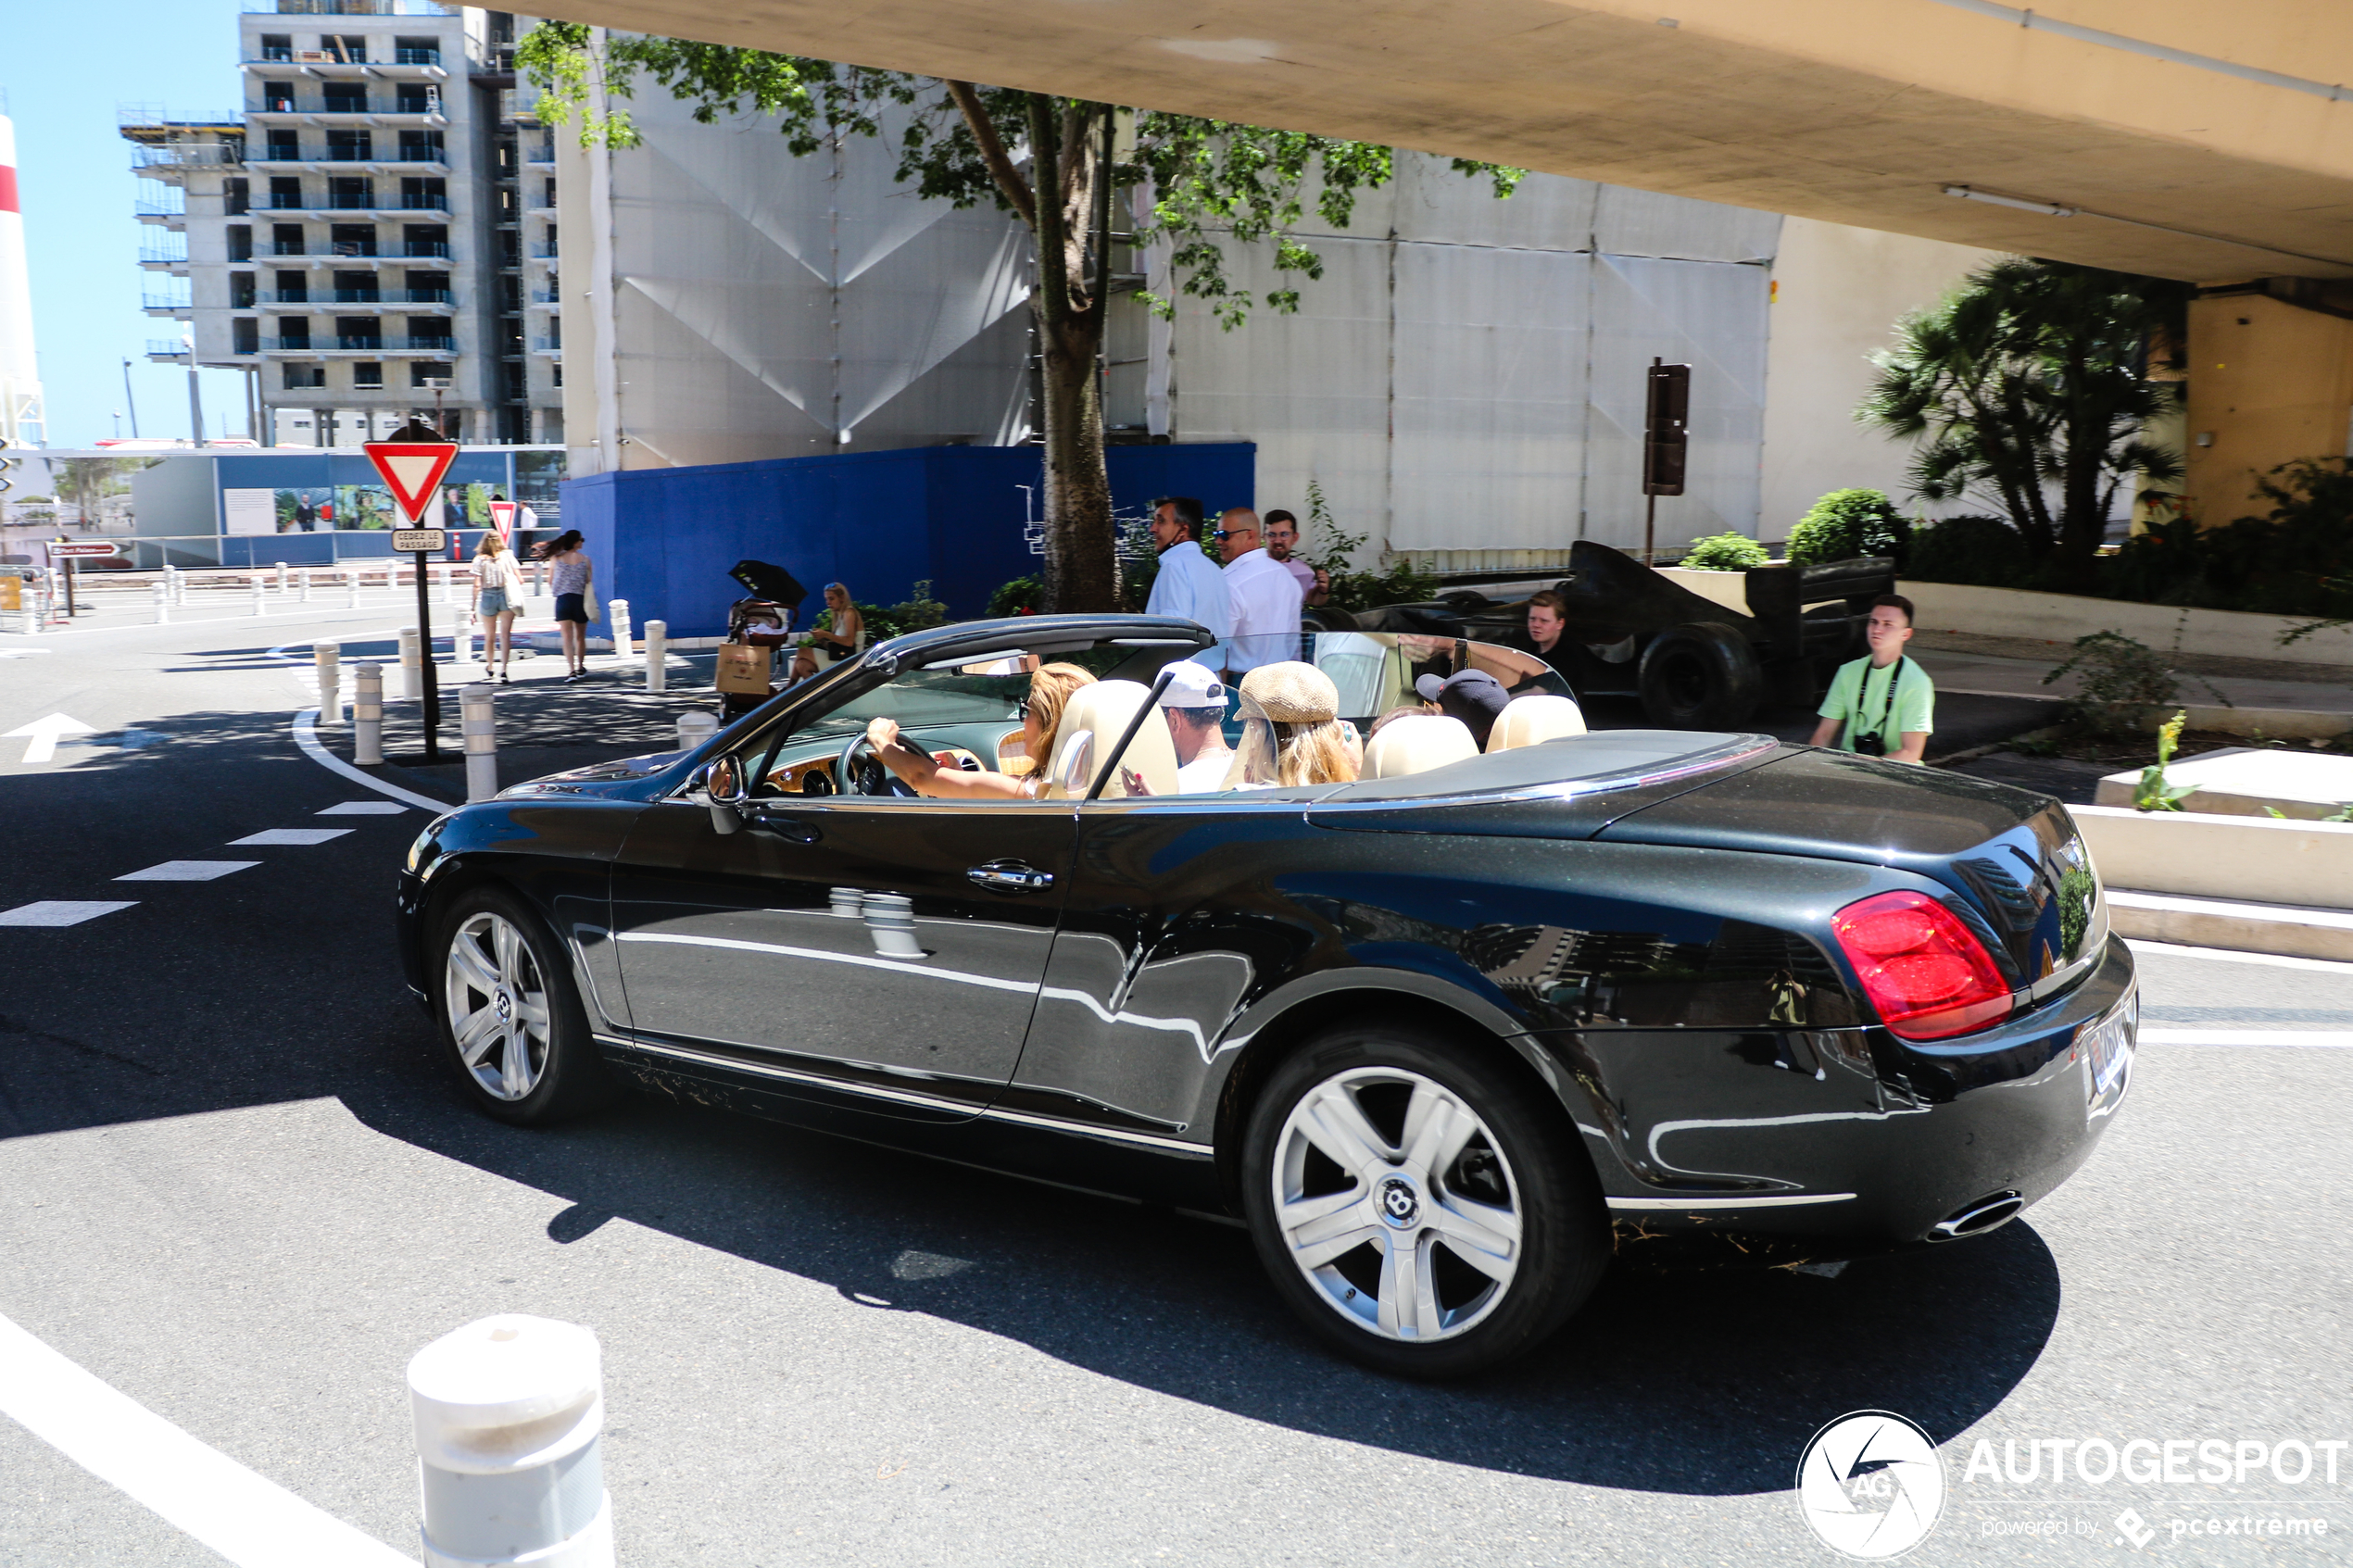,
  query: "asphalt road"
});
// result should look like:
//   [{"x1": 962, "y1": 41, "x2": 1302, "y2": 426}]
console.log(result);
[{"x1": 1, "y1": 608, "x2": 2348, "y2": 1566}]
